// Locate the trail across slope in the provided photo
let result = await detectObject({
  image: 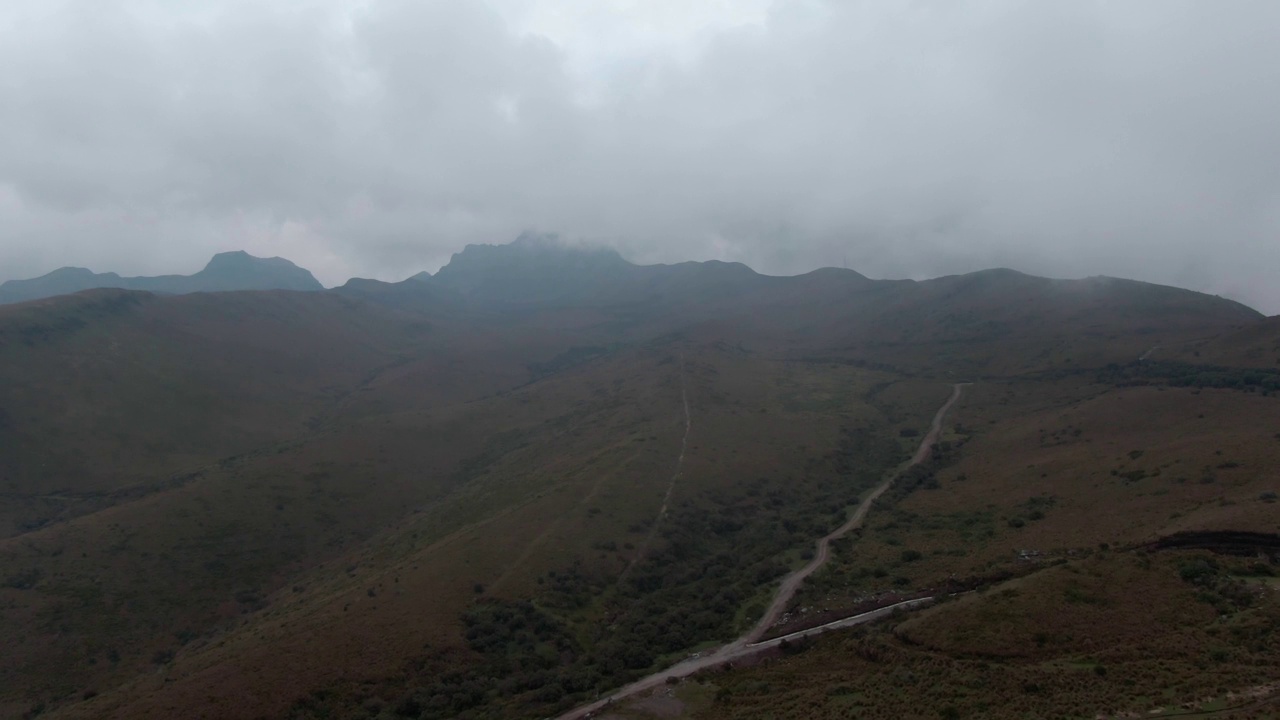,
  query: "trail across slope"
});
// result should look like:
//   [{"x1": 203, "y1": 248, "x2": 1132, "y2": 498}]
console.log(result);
[
  {"x1": 619, "y1": 354, "x2": 692, "y2": 582},
  {"x1": 557, "y1": 383, "x2": 969, "y2": 720}
]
